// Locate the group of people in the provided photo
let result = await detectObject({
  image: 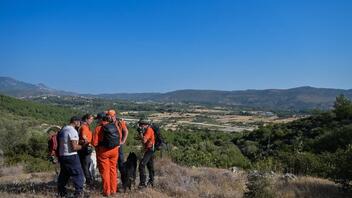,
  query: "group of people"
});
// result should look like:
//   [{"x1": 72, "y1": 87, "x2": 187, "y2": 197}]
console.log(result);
[{"x1": 48, "y1": 109, "x2": 156, "y2": 197}]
